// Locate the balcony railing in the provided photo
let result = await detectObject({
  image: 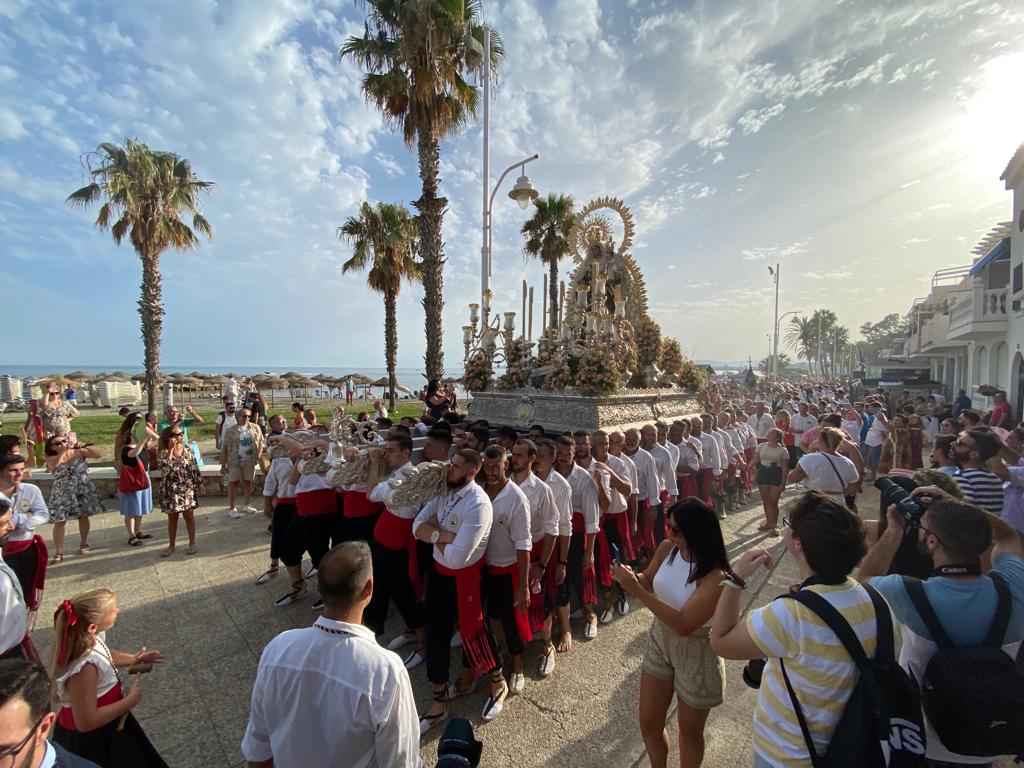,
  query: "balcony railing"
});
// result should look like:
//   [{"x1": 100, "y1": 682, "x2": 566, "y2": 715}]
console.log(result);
[{"x1": 948, "y1": 284, "x2": 1008, "y2": 337}]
